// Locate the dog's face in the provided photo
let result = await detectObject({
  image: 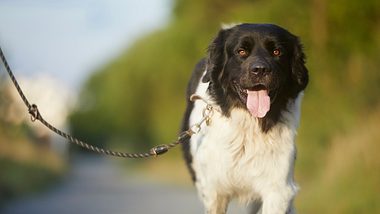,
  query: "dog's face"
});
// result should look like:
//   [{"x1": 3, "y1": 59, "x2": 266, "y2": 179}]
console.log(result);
[{"x1": 204, "y1": 24, "x2": 308, "y2": 131}]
